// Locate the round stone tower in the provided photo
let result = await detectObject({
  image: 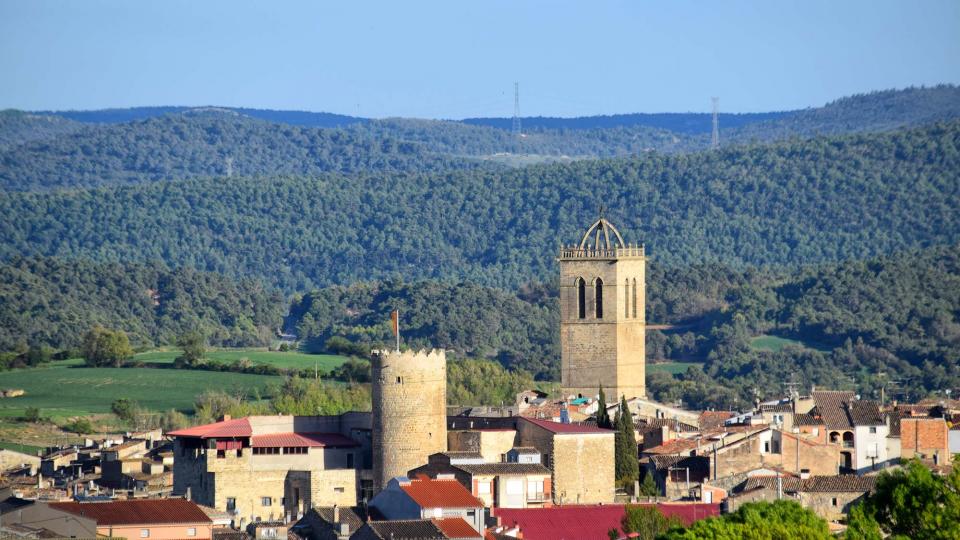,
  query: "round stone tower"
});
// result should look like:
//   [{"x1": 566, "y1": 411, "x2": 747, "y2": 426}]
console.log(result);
[{"x1": 371, "y1": 348, "x2": 447, "y2": 493}]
